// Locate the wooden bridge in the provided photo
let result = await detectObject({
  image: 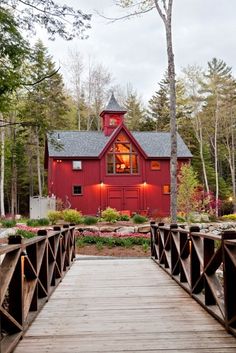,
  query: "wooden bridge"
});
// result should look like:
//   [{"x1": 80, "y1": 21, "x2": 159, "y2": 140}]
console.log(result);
[{"x1": 1, "y1": 224, "x2": 236, "y2": 352}]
